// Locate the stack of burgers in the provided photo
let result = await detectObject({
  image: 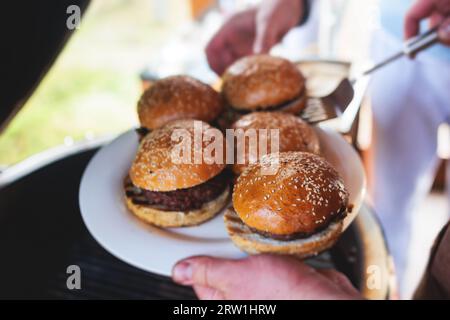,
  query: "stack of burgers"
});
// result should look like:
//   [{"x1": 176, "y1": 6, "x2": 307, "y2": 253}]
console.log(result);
[{"x1": 124, "y1": 55, "x2": 350, "y2": 258}]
